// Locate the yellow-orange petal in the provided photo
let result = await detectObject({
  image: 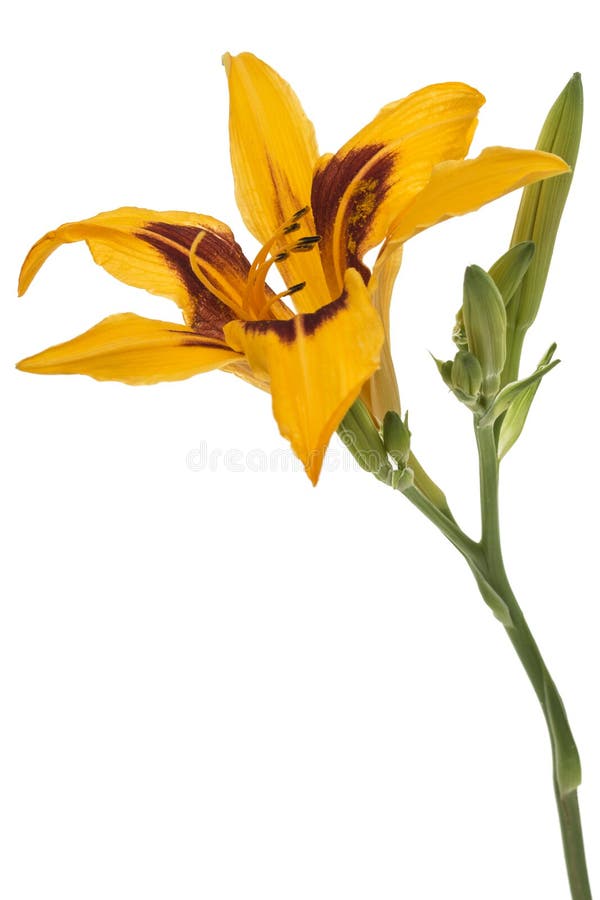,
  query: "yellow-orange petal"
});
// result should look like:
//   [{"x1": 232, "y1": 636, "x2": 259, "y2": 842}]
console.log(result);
[
  {"x1": 18, "y1": 207, "x2": 254, "y2": 337},
  {"x1": 312, "y1": 82, "x2": 484, "y2": 295},
  {"x1": 223, "y1": 52, "x2": 331, "y2": 311},
  {"x1": 361, "y1": 241, "x2": 403, "y2": 423},
  {"x1": 388, "y1": 146, "x2": 571, "y2": 244},
  {"x1": 16, "y1": 313, "x2": 240, "y2": 385},
  {"x1": 223, "y1": 268, "x2": 384, "y2": 485}
]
